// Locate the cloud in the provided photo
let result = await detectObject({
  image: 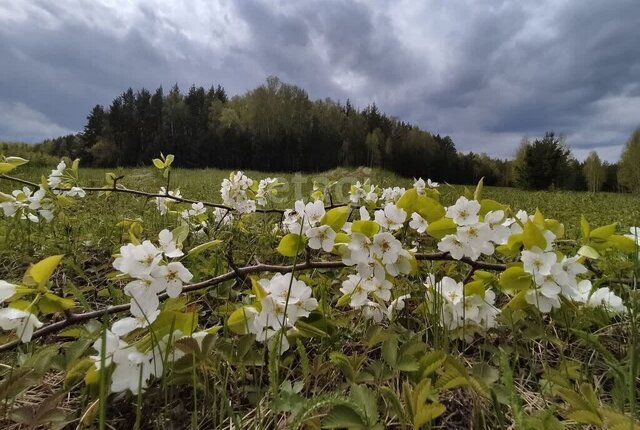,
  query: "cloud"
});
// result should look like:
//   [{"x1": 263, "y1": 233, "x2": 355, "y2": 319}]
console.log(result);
[
  {"x1": 0, "y1": 0, "x2": 638, "y2": 161},
  {"x1": 0, "y1": 101, "x2": 74, "y2": 141}
]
